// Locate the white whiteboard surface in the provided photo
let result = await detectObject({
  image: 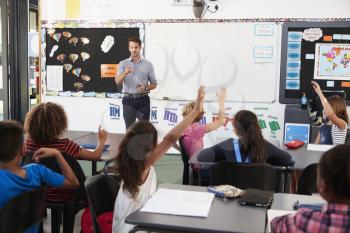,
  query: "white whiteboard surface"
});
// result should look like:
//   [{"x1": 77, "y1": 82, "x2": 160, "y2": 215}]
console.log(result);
[{"x1": 146, "y1": 22, "x2": 280, "y2": 102}]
